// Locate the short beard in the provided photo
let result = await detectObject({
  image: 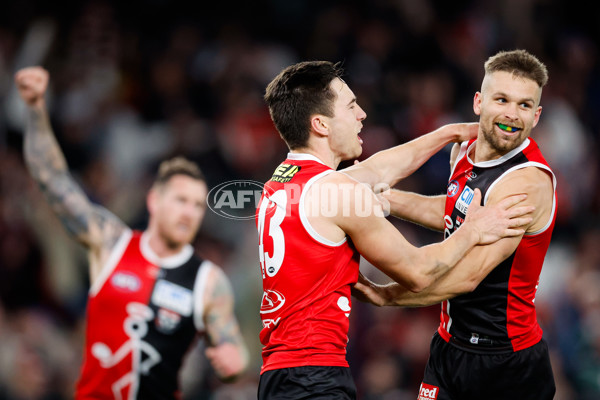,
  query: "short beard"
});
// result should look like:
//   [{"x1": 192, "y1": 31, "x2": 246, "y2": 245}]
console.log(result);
[{"x1": 481, "y1": 124, "x2": 526, "y2": 154}]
